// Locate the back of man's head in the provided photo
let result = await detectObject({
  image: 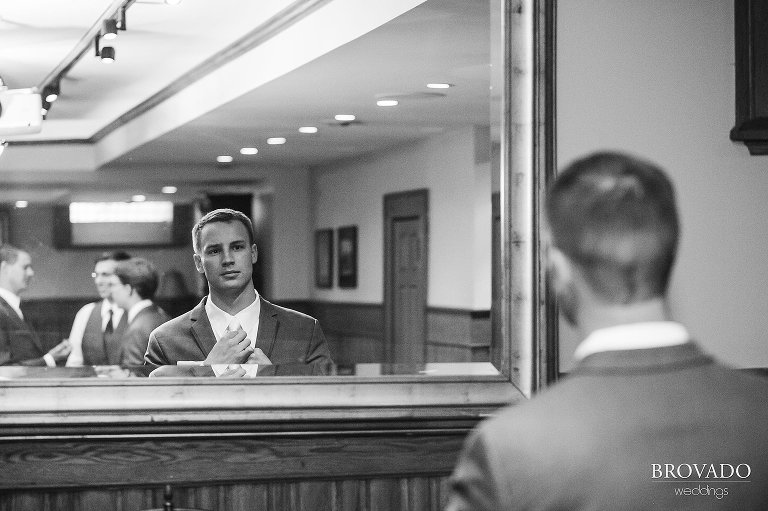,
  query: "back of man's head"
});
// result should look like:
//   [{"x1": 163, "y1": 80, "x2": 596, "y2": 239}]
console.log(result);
[
  {"x1": 114, "y1": 257, "x2": 159, "y2": 300},
  {"x1": 546, "y1": 151, "x2": 679, "y2": 304}
]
